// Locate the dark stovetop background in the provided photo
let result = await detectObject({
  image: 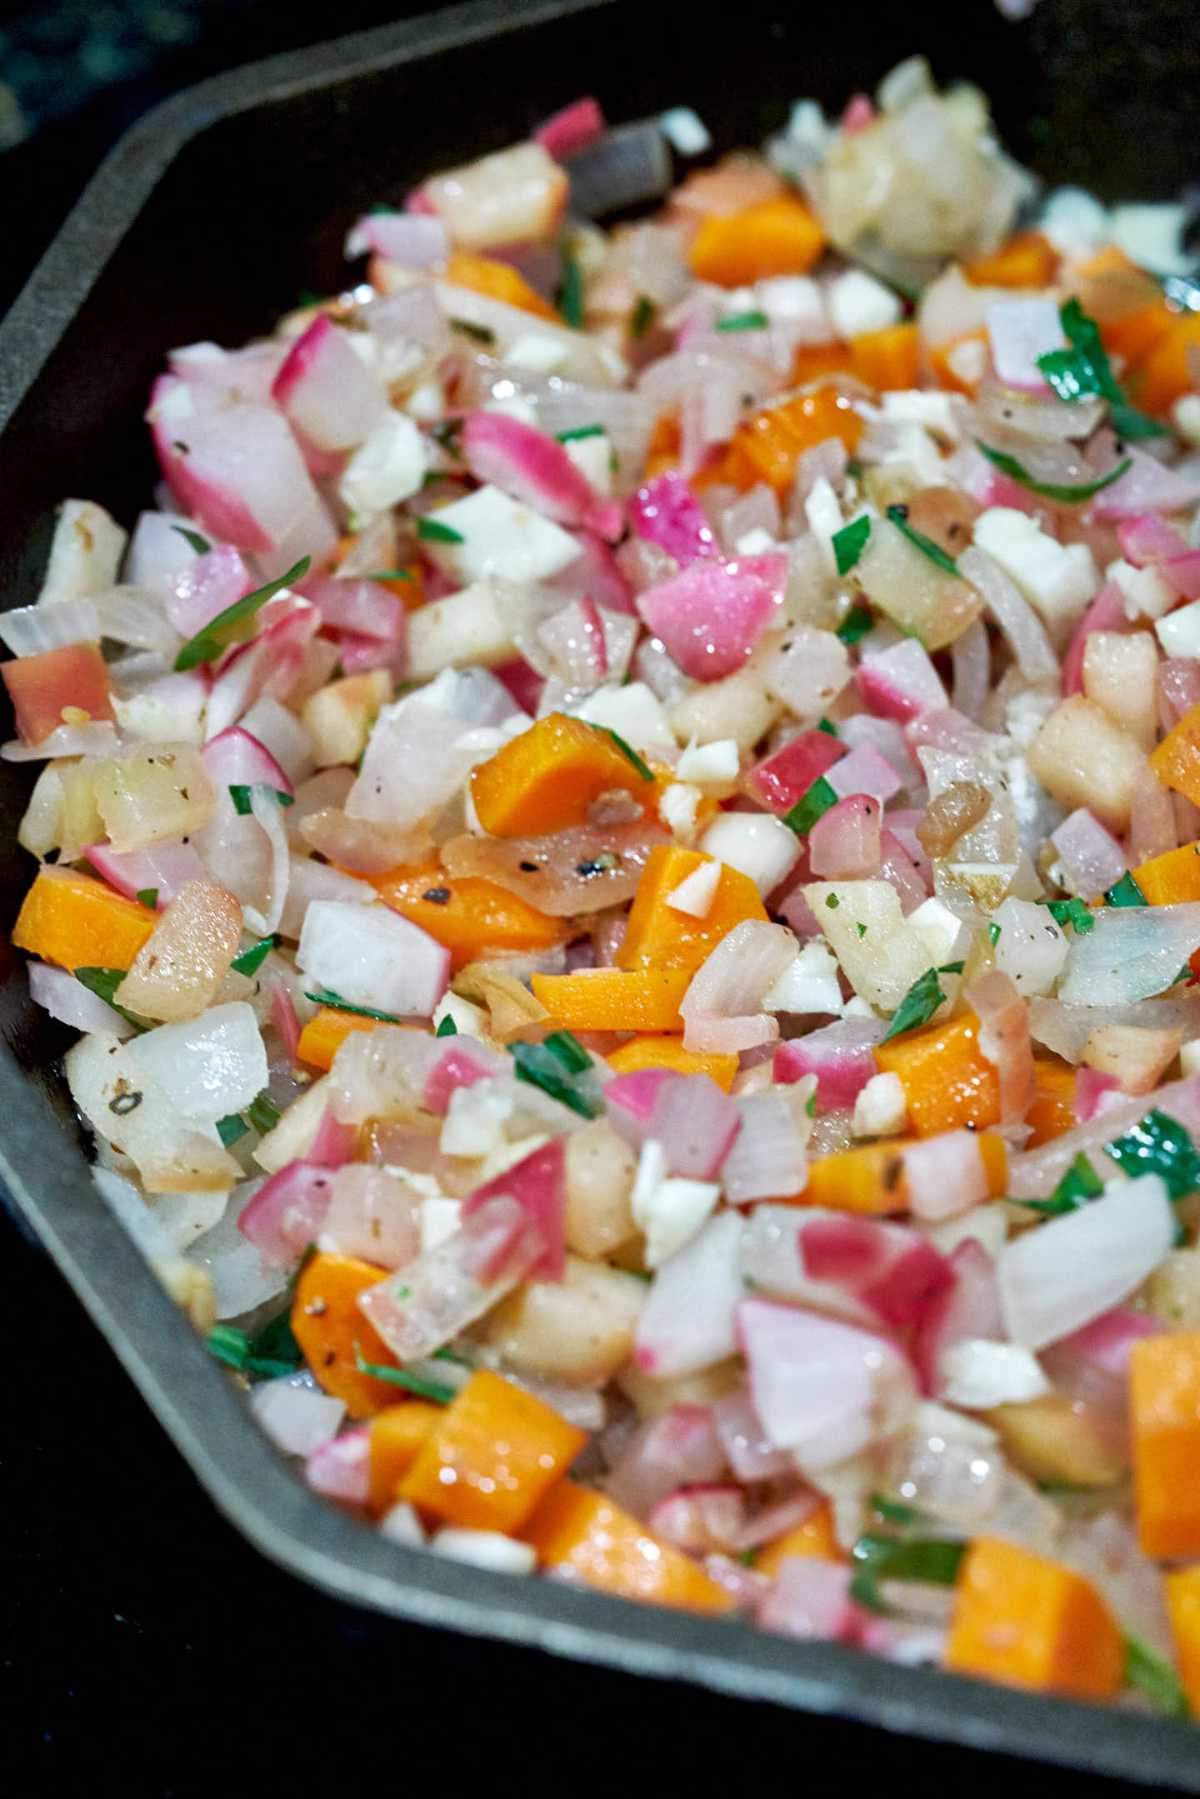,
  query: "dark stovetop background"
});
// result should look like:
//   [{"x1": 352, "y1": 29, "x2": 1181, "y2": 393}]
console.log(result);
[{"x1": 0, "y1": 4, "x2": 1171, "y2": 1791}]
